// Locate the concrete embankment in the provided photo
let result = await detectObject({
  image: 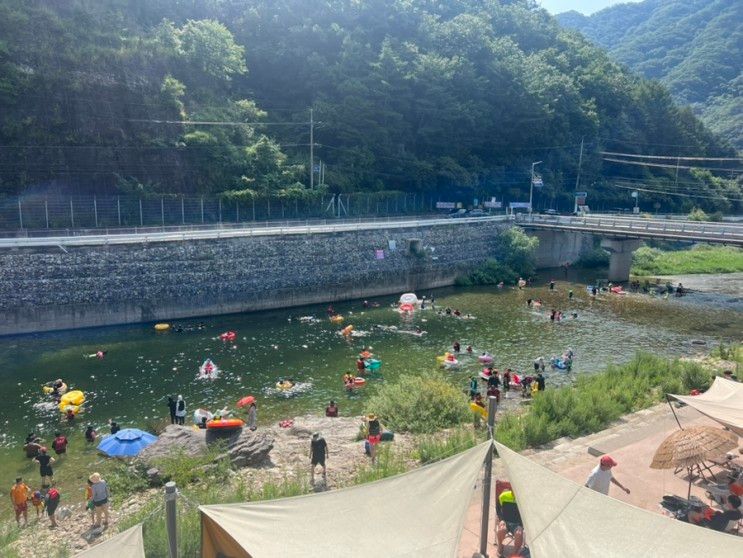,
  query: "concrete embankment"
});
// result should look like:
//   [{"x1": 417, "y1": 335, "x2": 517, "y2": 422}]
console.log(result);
[{"x1": 0, "y1": 220, "x2": 591, "y2": 335}]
